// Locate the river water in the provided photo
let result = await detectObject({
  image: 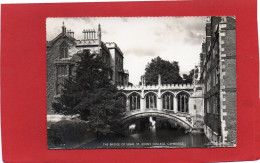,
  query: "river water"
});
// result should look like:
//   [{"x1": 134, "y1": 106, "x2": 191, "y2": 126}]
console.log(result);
[{"x1": 80, "y1": 120, "x2": 213, "y2": 149}]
